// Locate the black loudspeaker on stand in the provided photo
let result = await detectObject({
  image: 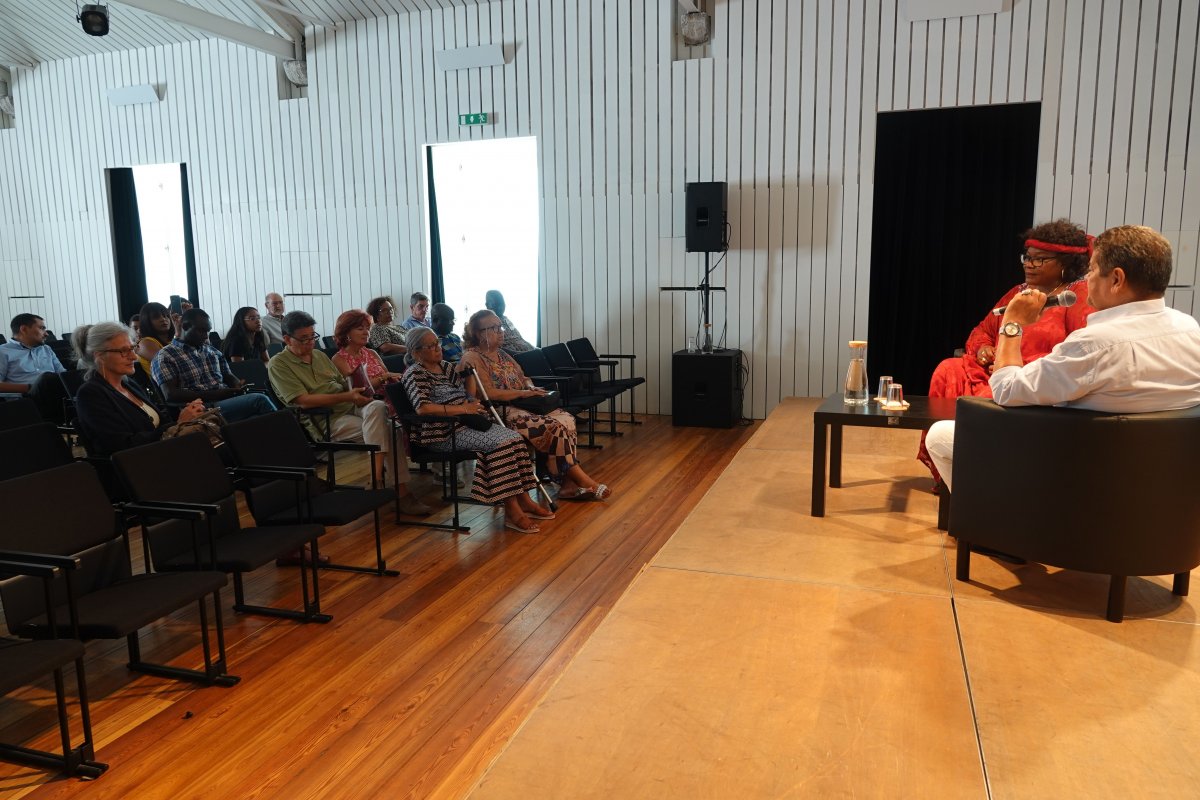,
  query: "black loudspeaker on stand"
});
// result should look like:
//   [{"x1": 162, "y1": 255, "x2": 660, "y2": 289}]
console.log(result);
[
  {"x1": 672, "y1": 349, "x2": 743, "y2": 428},
  {"x1": 685, "y1": 182, "x2": 727, "y2": 253}
]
